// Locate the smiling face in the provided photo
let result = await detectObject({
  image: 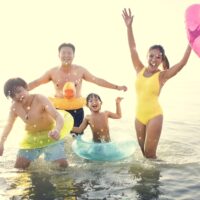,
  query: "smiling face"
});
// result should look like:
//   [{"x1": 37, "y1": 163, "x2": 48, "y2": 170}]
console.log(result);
[
  {"x1": 147, "y1": 48, "x2": 163, "y2": 72},
  {"x1": 4, "y1": 77, "x2": 28, "y2": 102},
  {"x1": 59, "y1": 46, "x2": 74, "y2": 65},
  {"x1": 11, "y1": 86, "x2": 28, "y2": 103},
  {"x1": 86, "y1": 94, "x2": 102, "y2": 112}
]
